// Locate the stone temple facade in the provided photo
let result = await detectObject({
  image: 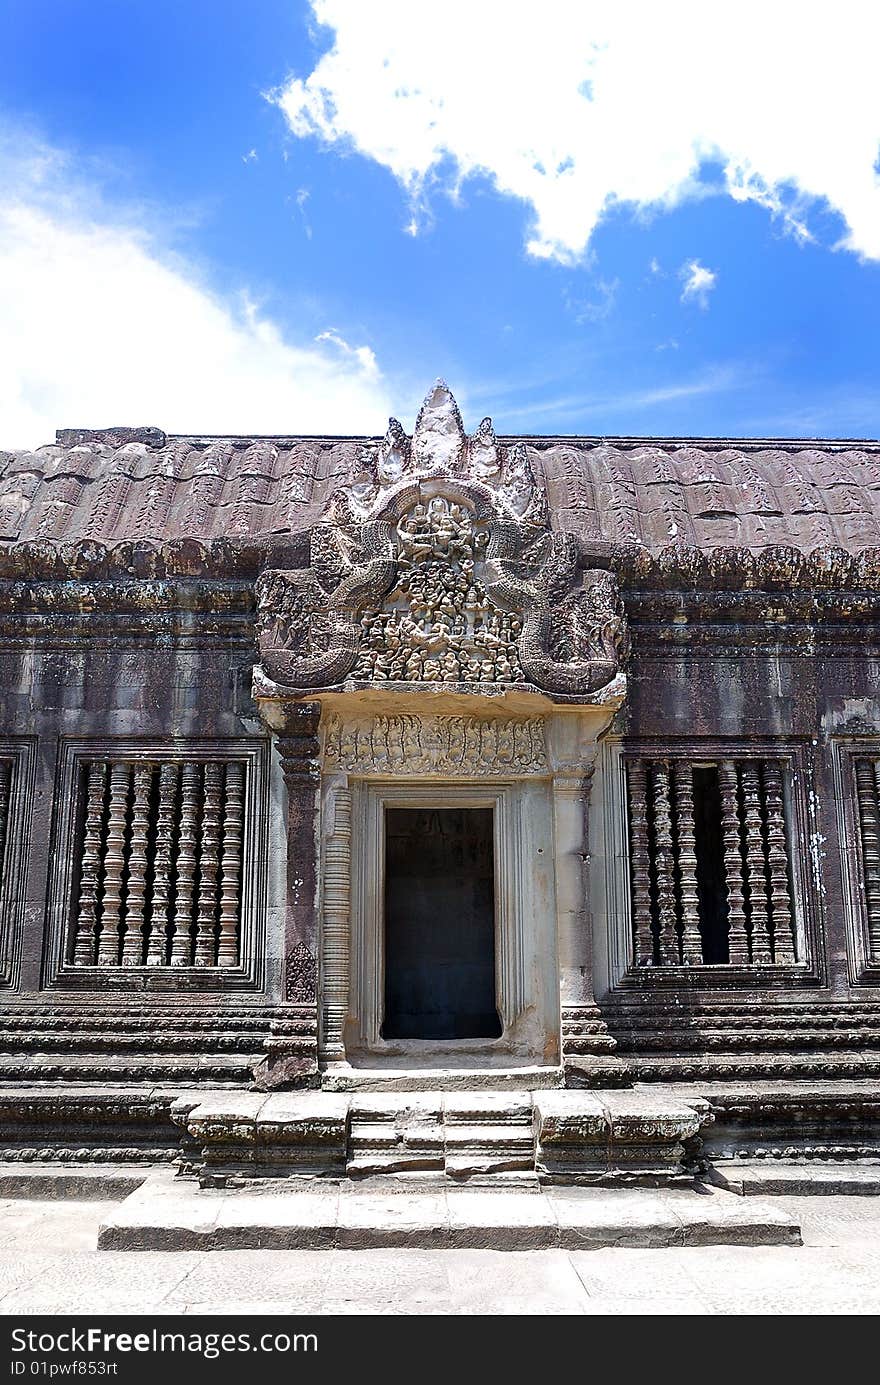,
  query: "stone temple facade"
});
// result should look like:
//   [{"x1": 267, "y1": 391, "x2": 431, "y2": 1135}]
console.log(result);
[{"x1": 3, "y1": 380, "x2": 880, "y2": 1183}]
